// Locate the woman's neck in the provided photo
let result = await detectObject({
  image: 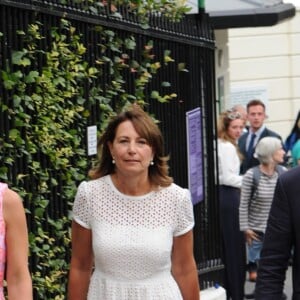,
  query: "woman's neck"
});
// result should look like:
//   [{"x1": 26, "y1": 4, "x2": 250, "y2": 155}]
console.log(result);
[
  {"x1": 259, "y1": 163, "x2": 276, "y2": 176},
  {"x1": 111, "y1": 173, "x2": 153, "y2": 196}
]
